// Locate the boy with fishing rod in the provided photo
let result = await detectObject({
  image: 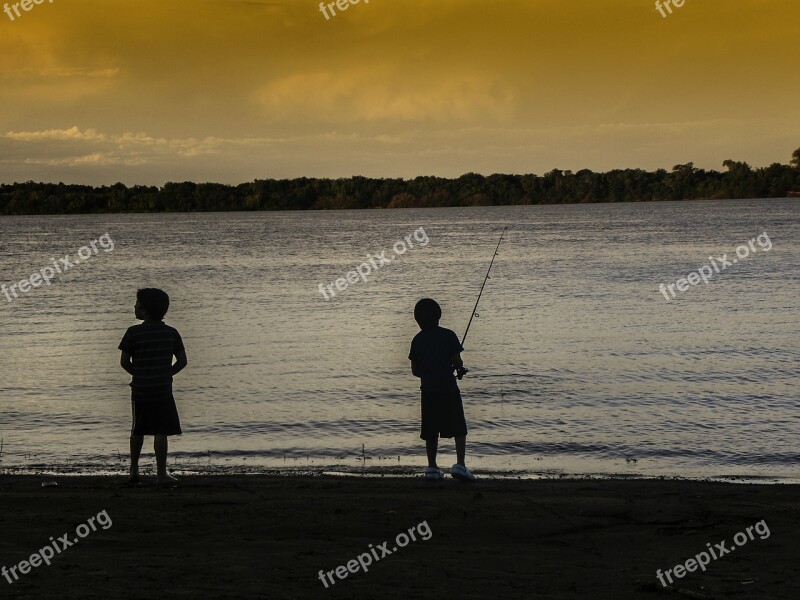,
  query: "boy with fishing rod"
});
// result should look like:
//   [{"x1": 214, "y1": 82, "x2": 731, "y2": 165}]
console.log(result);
[{"x1": 409, "y1": 228, "x2": 506, "y2": 482}]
